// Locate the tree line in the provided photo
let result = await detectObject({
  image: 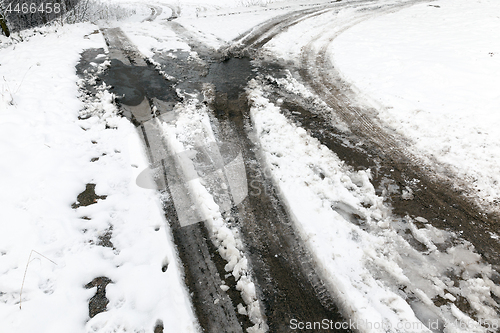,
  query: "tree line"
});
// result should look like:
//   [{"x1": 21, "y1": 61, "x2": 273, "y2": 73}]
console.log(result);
[
  {"x1": 1, "y1": 0, "x2": 80, "y2": 36},
  {"x1": 1, "y1": 0, "x2": 137, "y2": 37}
]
